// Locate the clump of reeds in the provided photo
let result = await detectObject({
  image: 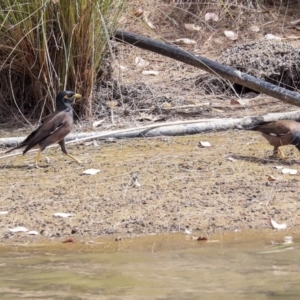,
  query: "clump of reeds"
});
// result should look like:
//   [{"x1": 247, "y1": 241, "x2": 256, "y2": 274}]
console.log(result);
[{"x1": 0, "y1": 0, "x2": 124, "y2": 120}]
